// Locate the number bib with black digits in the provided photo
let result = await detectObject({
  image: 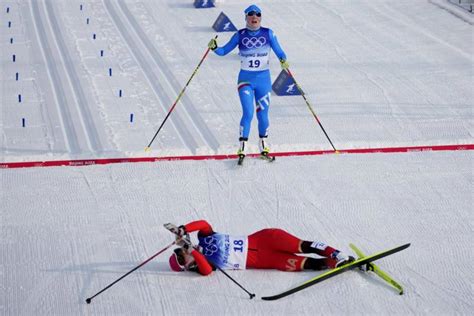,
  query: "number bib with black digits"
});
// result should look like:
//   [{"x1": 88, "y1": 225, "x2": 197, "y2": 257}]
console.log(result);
[
  {"x1": 238, "y1": 29, "x2": 271, "y2": 71},
  {"x1": 198, "y1": 233, "x2": 248, "y2": 270}
]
